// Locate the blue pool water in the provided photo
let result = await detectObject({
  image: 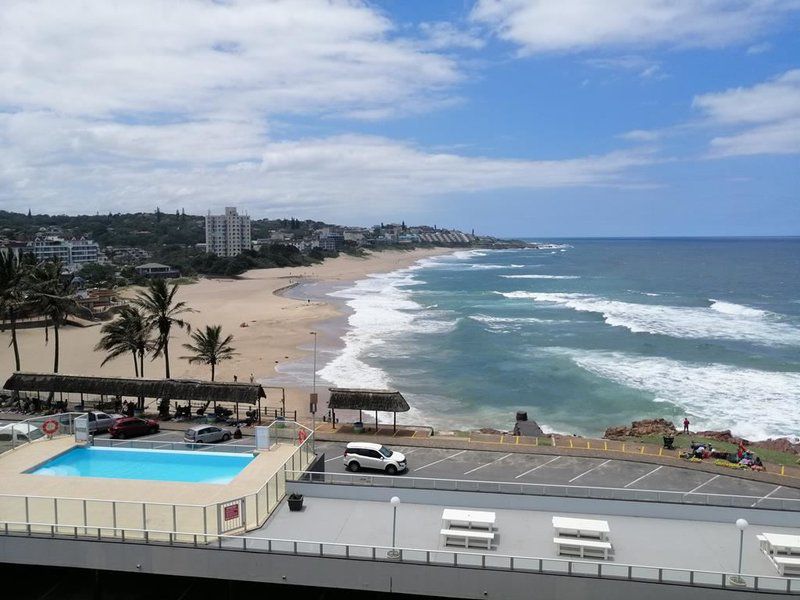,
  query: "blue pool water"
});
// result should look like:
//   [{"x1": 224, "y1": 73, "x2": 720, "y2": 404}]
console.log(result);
[{"x1": 29, "y1": 446, "x2": 254, "y2": 484}]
